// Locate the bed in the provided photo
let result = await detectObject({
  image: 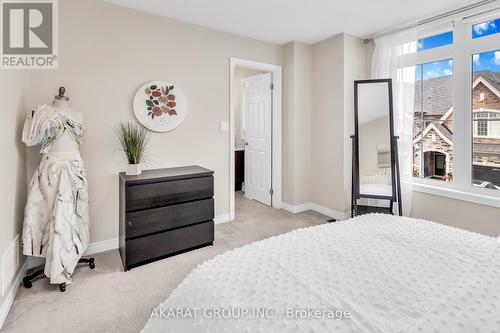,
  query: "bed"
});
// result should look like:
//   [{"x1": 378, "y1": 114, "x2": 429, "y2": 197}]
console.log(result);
[{"x1": 142, "y1": 214, "x2": 500, "y2": 333}]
